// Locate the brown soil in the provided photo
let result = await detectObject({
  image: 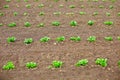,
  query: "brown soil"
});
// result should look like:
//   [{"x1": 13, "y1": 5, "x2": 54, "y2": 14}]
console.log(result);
[{"x1": 0, "y1": 0, "x2": 120, "y2": 80}]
